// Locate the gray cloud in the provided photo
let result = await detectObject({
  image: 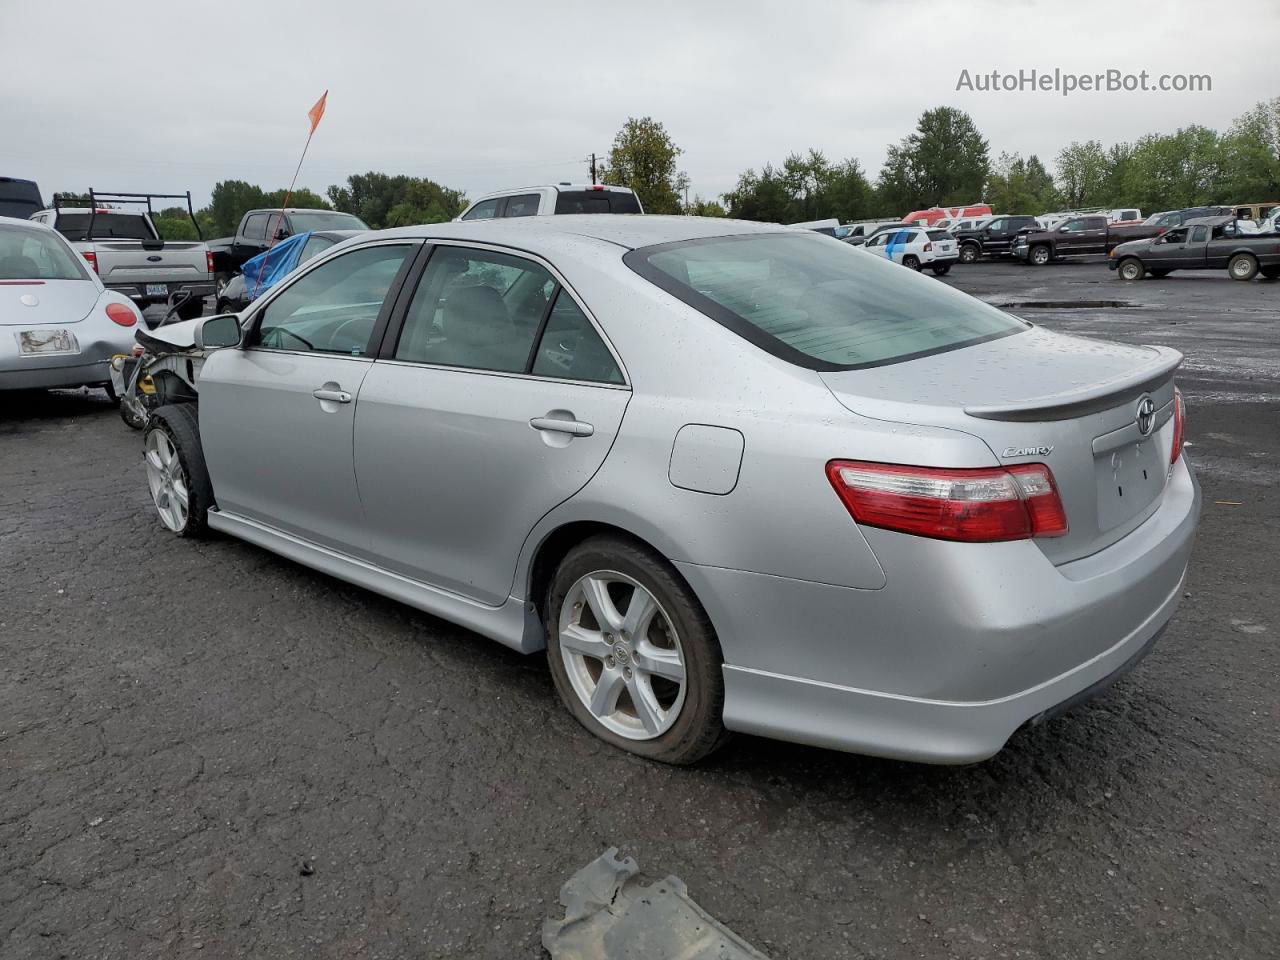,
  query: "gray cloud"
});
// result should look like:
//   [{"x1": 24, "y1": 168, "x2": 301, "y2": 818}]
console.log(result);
[{"x1": 2, "y1": 0, "x2": 1274, "y2": 208}]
